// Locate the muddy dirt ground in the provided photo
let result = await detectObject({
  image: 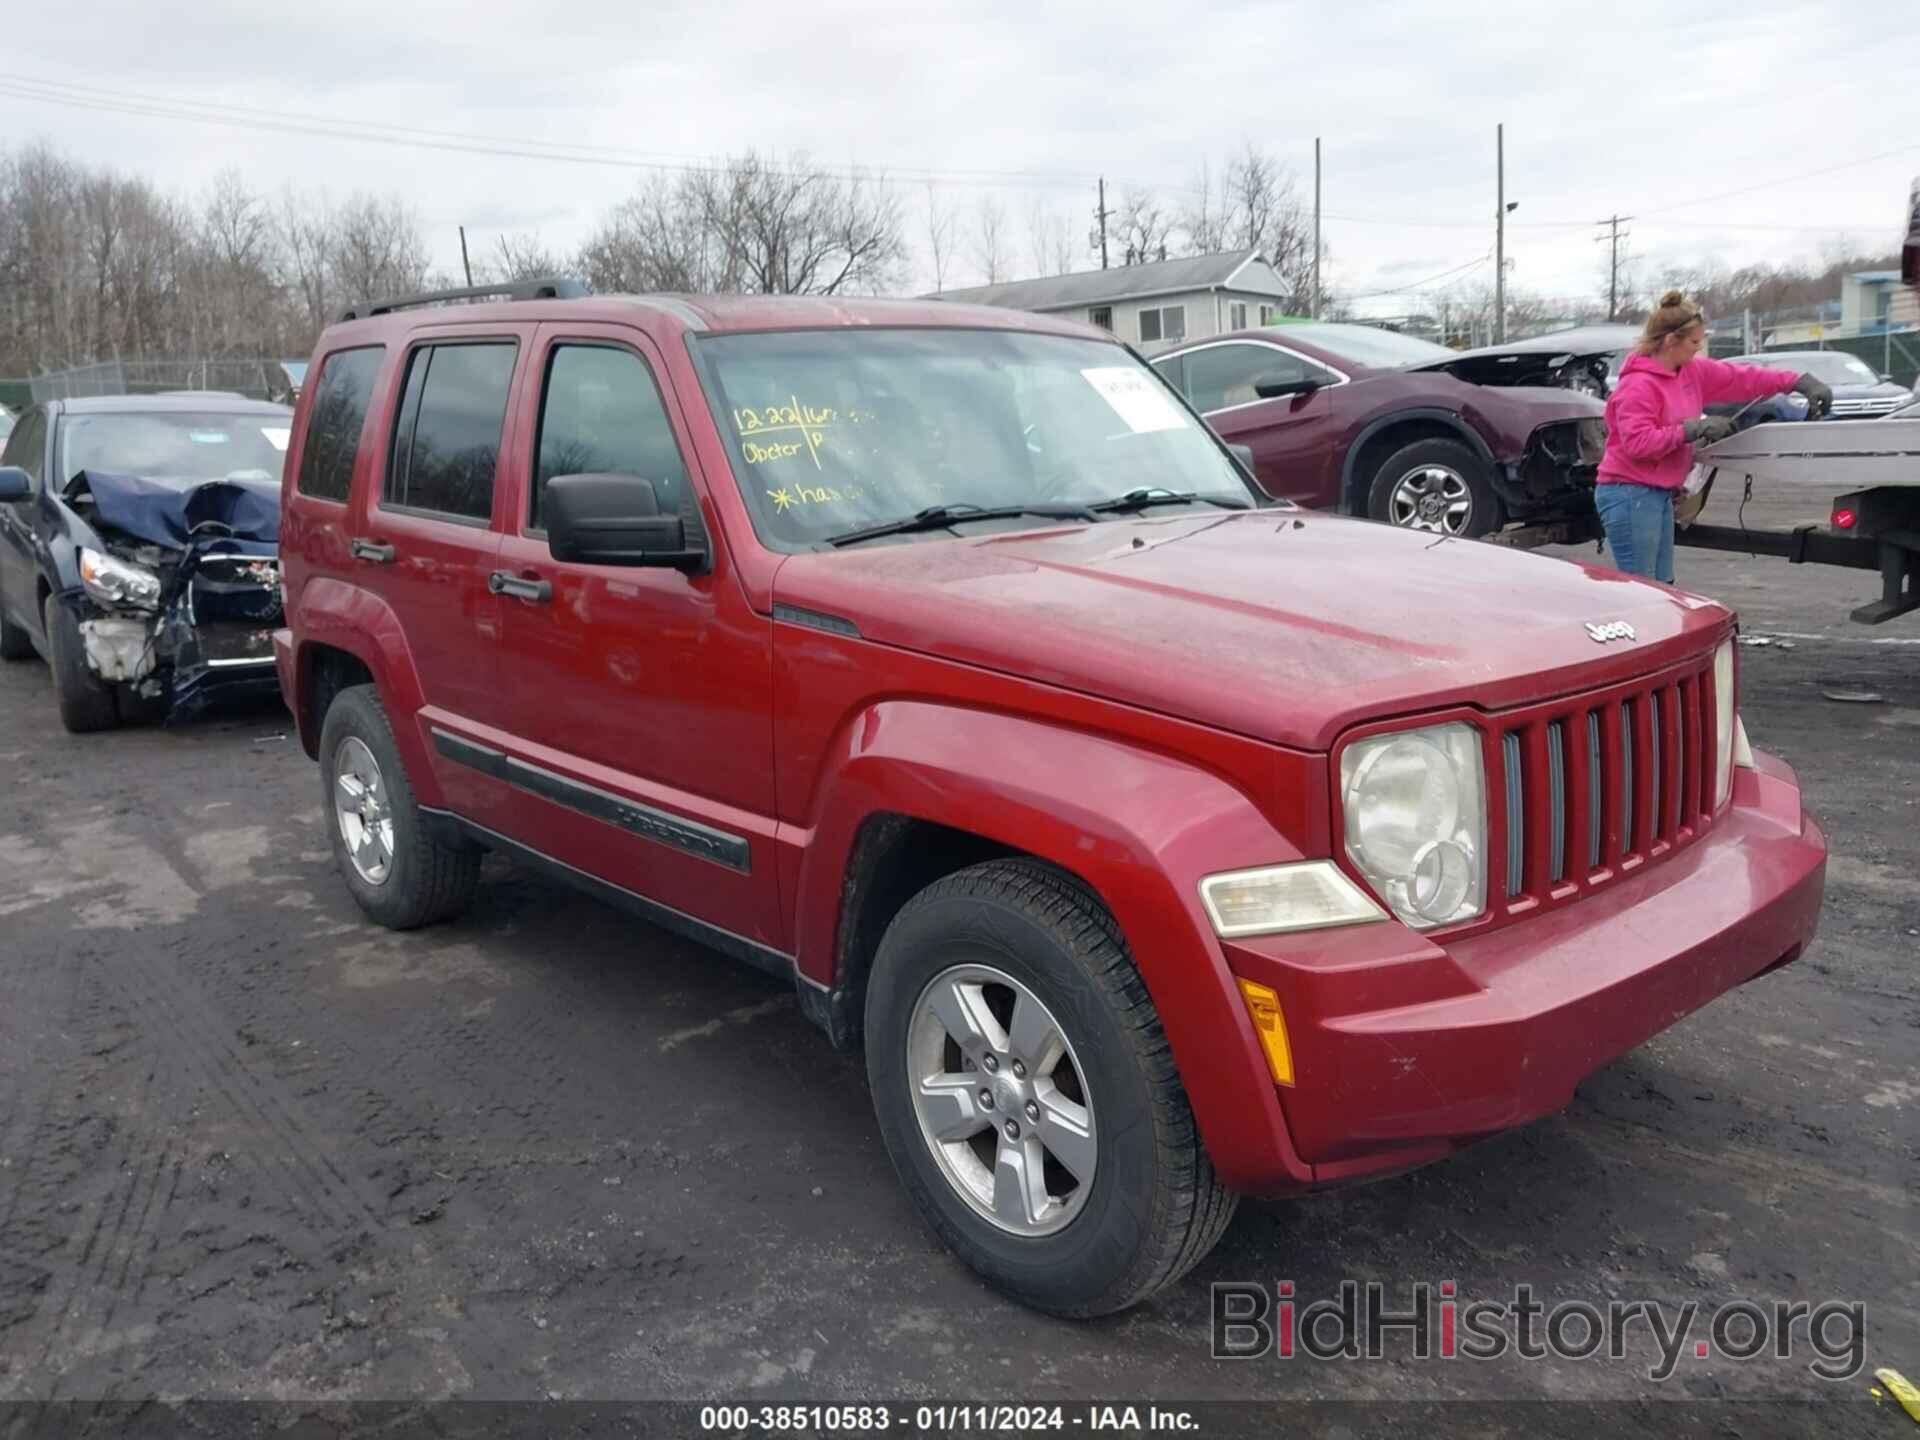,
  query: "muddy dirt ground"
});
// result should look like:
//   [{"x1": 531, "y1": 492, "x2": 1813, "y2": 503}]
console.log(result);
[{"x1": 0, "y1": 484, "x2": 1914, "y2": 1436}]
